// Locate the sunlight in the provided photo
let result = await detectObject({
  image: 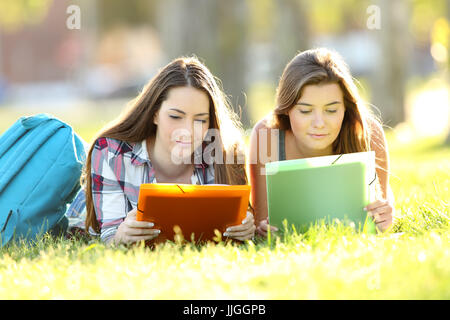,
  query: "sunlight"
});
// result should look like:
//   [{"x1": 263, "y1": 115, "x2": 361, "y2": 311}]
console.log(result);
[{"x1": 409, "y1": 87, "x2": 449, "y2": 137}]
